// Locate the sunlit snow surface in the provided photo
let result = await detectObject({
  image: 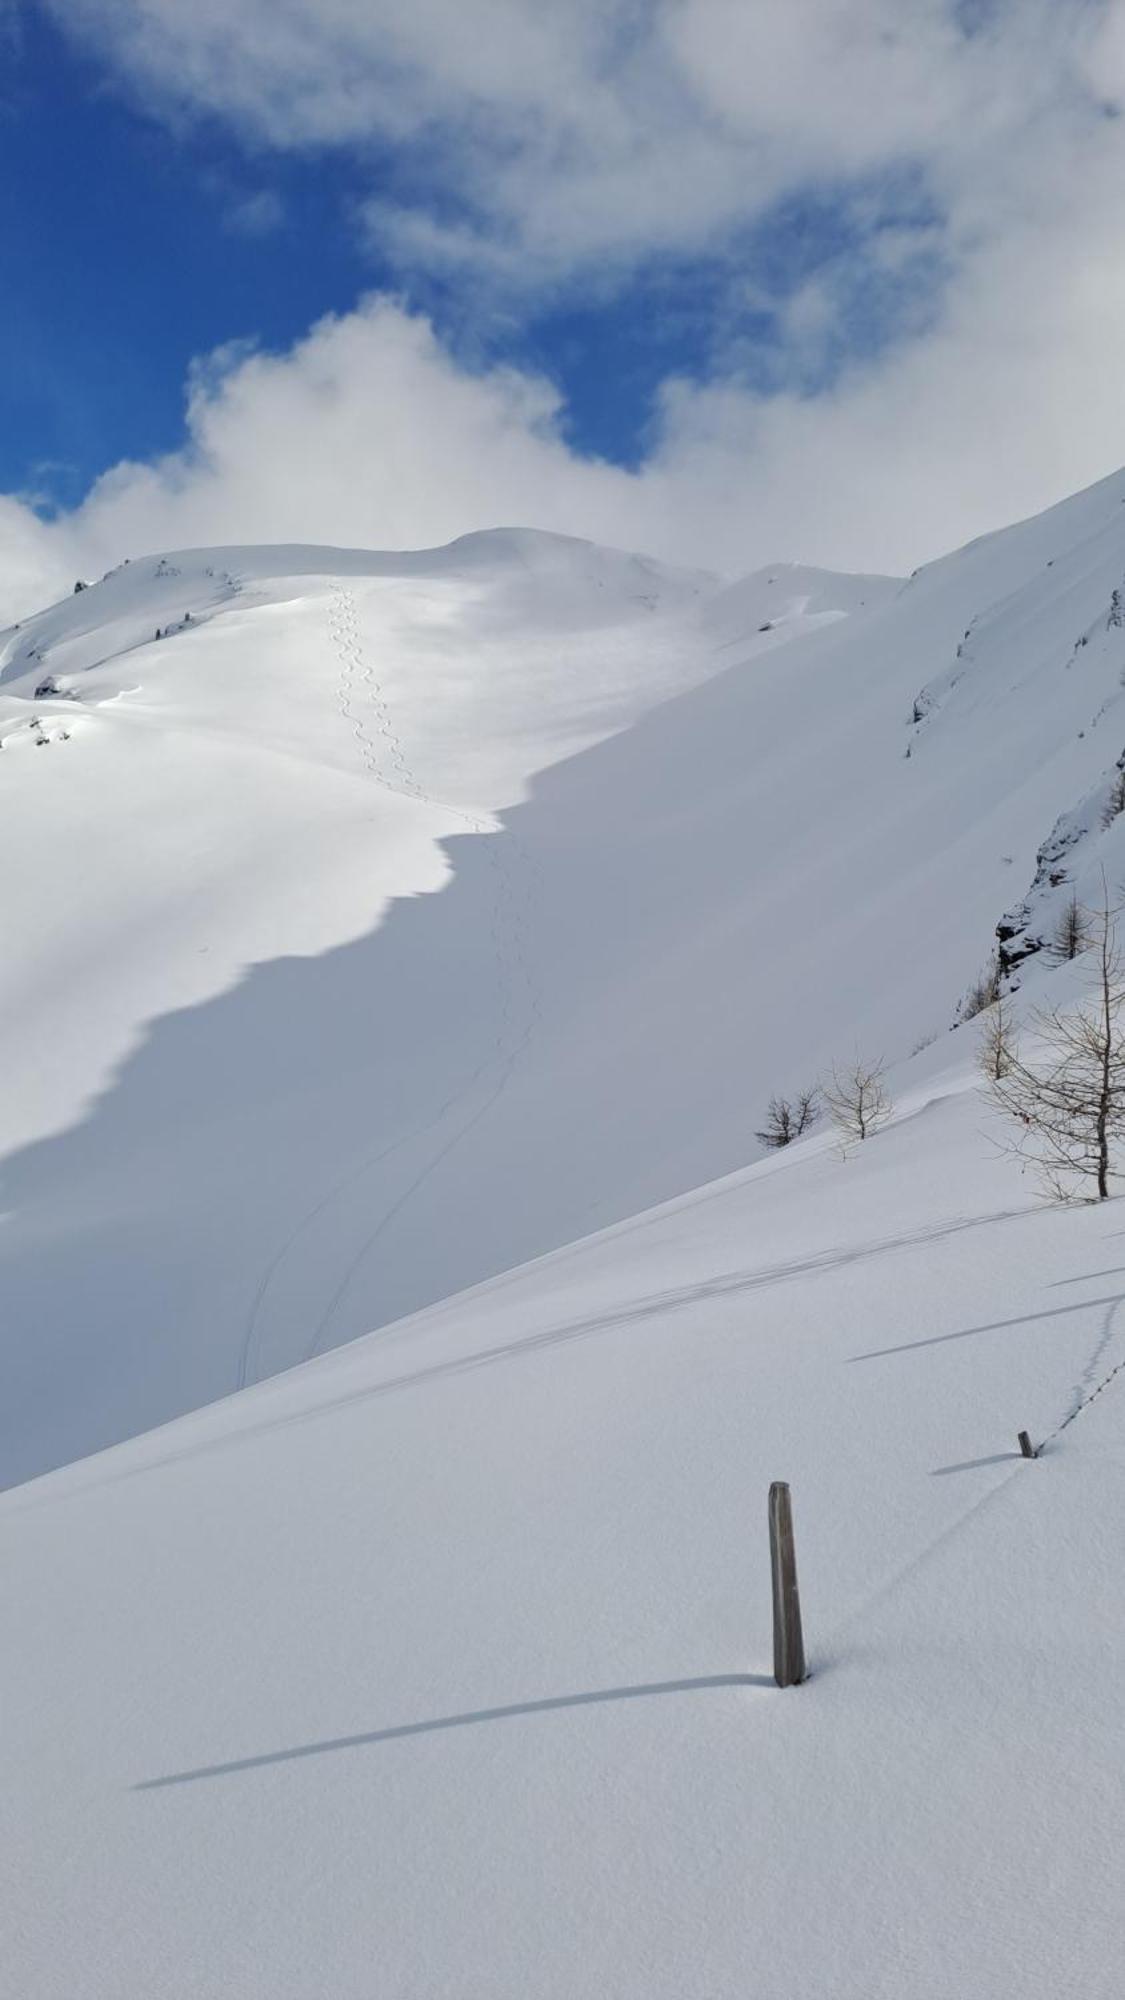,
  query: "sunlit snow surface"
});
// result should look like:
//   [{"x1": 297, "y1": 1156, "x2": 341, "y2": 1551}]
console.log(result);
[
  {"x1": 0, "y1": 530, "x2": 891, "y2": 1481},
  {"x1": 6, "y1": 480, "x2": 1125, "y2": 1487},
  {"x1": 4, "y1": 1069, "x2": 1125, "y2": 1998},
  {"x1": 6, "y1": 482, "x2": 1125, "y2": 1993}
]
